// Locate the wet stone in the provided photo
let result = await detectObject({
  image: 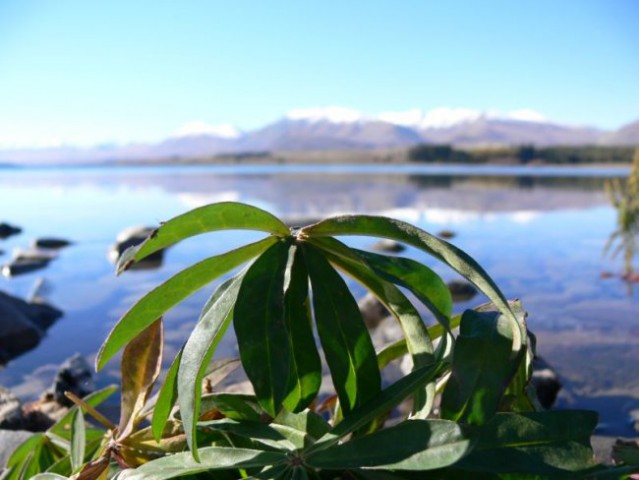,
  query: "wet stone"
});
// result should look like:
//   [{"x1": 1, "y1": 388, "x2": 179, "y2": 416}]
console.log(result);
[
  {"x1": 447, "y1": 280, "x2": 478, "y2": 303},
  {"x1": 370, "y1": 239, "x2": 405, "y2": 253},
  {"x1": 0, "y1": 223, "x2": 21, "y2": 239}
]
